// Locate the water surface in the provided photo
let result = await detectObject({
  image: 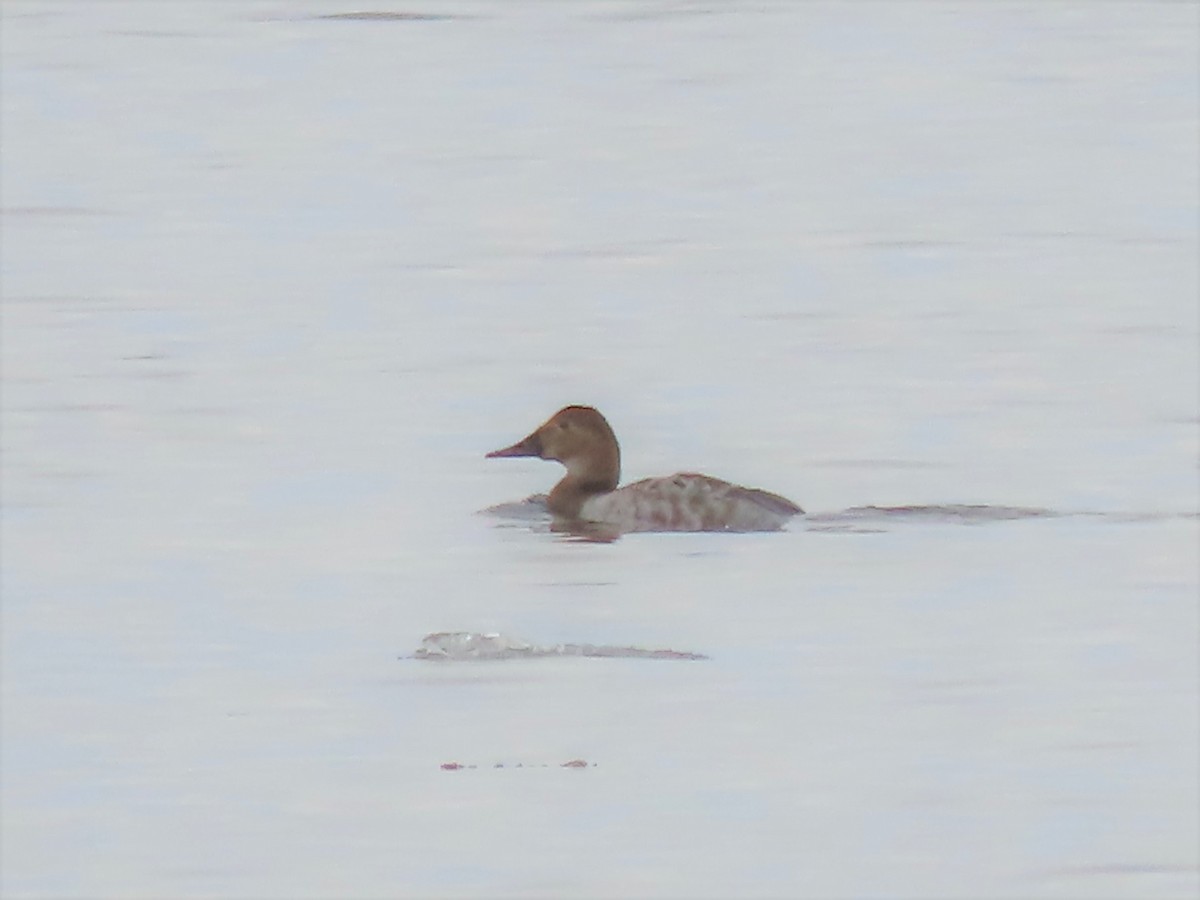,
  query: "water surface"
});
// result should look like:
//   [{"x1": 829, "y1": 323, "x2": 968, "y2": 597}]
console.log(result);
[{"x1": 2, "y1": 2, "x2": 1197, "y2": 898}]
